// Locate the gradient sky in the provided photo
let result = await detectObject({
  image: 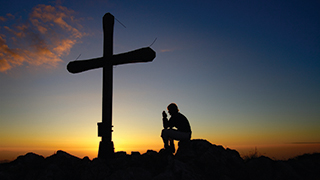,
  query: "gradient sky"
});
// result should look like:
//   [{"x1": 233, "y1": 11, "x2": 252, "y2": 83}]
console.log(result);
[{"x1": 1, "y1": 0, "x2": 319, "y2": 161}]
